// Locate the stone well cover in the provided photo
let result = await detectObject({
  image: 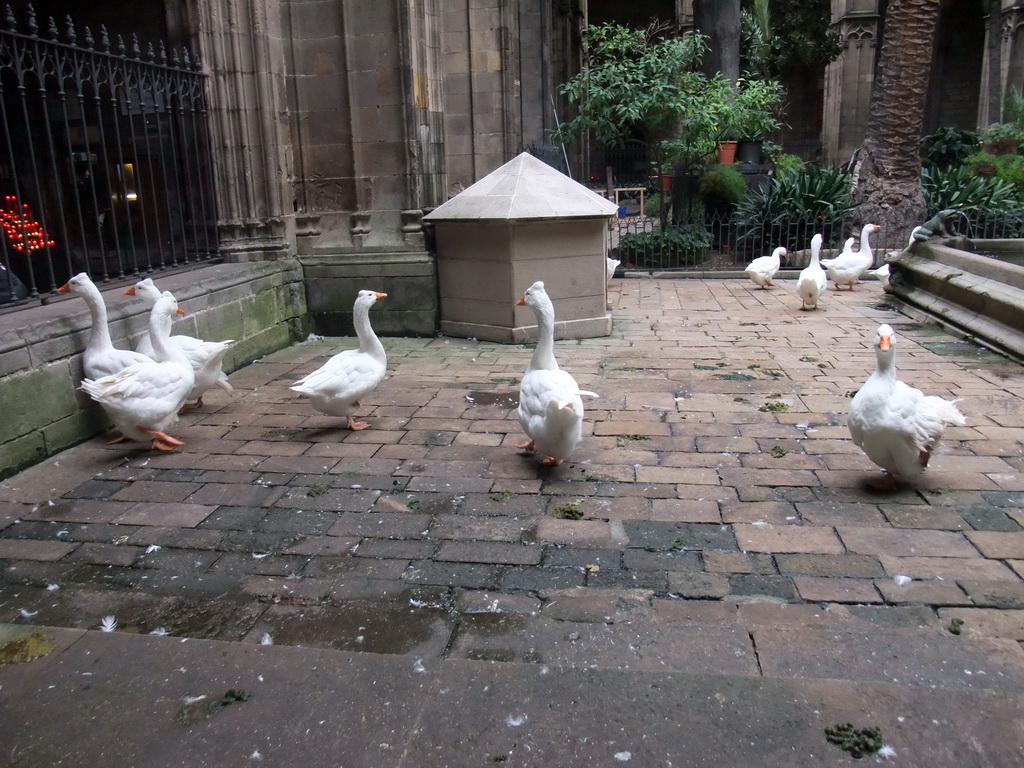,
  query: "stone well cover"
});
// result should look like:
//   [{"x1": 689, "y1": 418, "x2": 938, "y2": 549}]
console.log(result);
[{"x1": 423, "y1": 152, "x2": 619, "y2": 222}]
